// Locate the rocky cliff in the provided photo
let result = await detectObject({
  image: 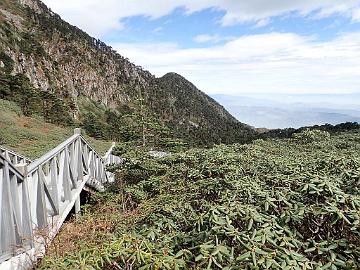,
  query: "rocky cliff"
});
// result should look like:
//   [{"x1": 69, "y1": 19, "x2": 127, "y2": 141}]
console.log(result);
[{"x1": 0, "y1": 0, "x2": 255, "y2": 145}]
